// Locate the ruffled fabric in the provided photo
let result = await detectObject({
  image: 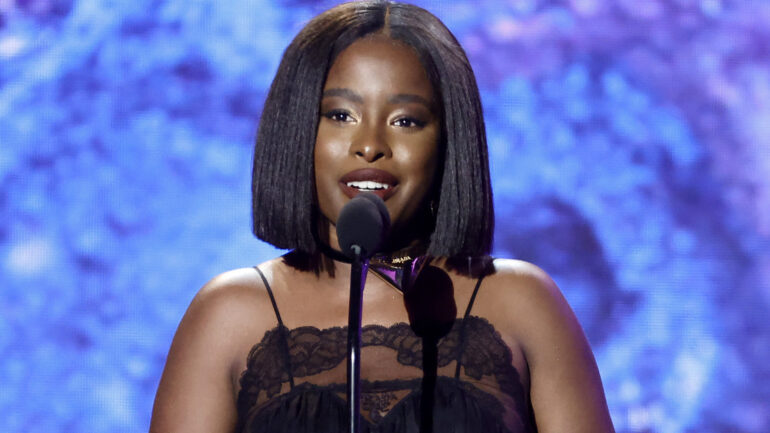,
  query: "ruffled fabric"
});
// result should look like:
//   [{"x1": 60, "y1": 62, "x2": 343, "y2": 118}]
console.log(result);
[
  {"x1": 239, "y1": 378, "x2": 520, "y2": 433},
  {"x1": 236, "y1": 317, "x2": 535, "y2": 433}
]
